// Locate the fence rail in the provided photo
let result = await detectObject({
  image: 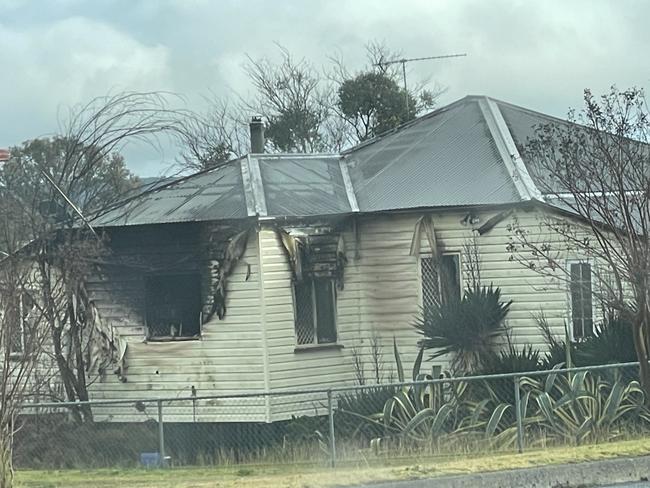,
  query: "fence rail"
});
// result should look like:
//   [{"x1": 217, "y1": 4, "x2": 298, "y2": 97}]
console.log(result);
[{"x1": 13, "y1": 361, "x2": 648, "y2": 470}]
